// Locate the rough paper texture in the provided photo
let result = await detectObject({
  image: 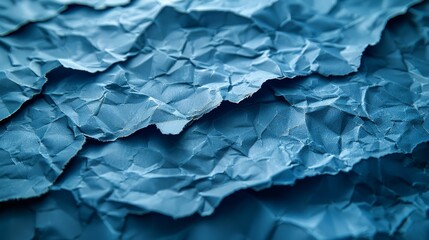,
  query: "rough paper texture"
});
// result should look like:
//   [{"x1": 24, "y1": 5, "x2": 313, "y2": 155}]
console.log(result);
[
  {"x1": 45, "y1": 0, "x2": 419, "y2": 139},
  {"x1": 52, "y1": 5, "x2": 429, "y2": 219},
  {"x1": 0, "y1": 97, "x2": 85, "y2": 201},
  {"x1": 1, "y1": 143, "x2": 428, "y2": 239},
  {"x1": 0, "y1": 0, "x2": 131, "y2": 36},
  {"x1": 0, "y1": 1, "x2": 428, "y2": 238},
  {"x1": 1, "y1": 0, "x2": 418, "y2": 129}
]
